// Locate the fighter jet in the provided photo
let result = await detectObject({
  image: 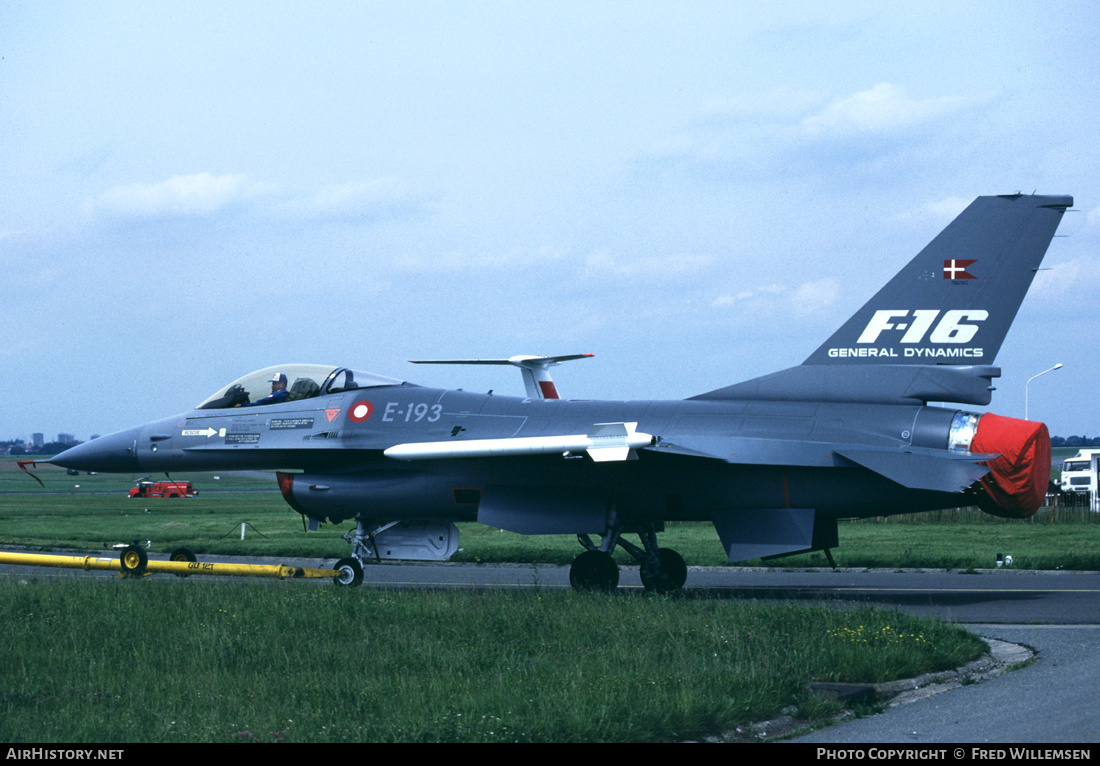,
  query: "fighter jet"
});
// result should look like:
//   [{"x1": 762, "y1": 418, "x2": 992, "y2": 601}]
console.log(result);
[{"x1": 50, "y1": 194, "x2": 1072, "y2": 592}]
